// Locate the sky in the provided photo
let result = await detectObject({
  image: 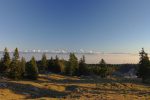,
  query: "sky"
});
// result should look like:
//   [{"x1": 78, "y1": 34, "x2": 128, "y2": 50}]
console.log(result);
[{"x1": 0, "y1": 0, "x2": 150, "y2": 53}]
